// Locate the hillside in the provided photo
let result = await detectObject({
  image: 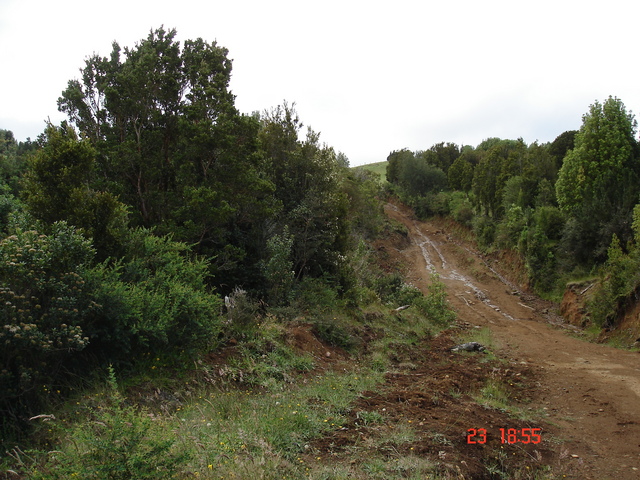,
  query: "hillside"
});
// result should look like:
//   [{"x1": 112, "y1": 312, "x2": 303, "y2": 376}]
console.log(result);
[{"x1": 354, "y1": 160, "x2": 388, "y2": 182}]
